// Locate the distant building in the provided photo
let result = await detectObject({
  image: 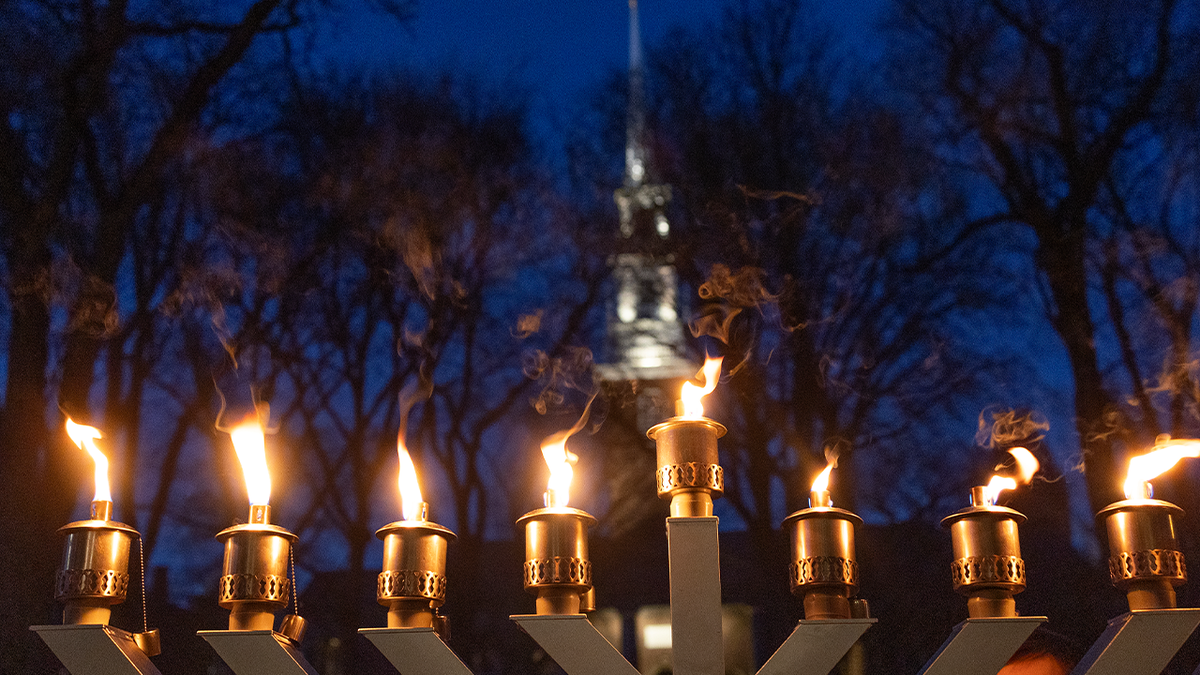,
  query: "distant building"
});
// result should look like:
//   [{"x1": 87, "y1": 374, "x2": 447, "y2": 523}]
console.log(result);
[
  {"x1": 593, "y1": 0, "x2": 698, "y2": 539},
  {"x1": 595, "y1": 0, "x2": 695, "y2": 390}
]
